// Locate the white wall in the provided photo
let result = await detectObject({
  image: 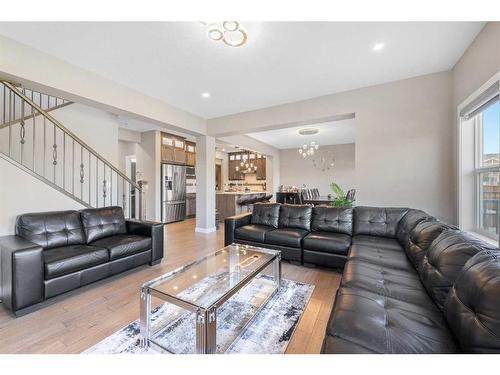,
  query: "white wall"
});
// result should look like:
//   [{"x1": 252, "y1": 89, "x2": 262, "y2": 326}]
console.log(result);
[
  {"x1": 280, "y1": 143, "x2": 355, "y2": 196},
  {"x1": 210, "y1": 72, "x2": 455, "y2": 222},
  {"x1": 0, "y1": 103, "x2": 120, "y2": 235}
]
